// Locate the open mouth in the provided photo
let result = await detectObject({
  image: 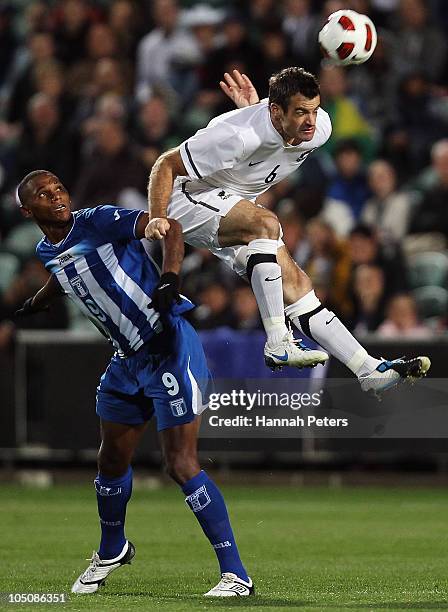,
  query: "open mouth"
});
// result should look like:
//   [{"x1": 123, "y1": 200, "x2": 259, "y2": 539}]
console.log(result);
[{"x1": 54, "y1": 204, "x2": 66, "y2": 211}]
